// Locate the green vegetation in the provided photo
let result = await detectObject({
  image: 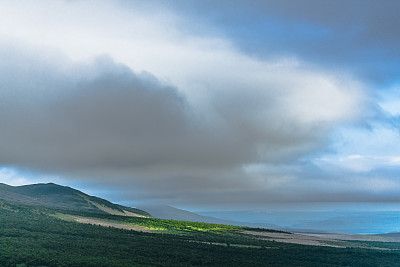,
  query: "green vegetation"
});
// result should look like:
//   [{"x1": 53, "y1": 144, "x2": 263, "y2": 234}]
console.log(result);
[
  {"x1": 0, "y1": 182, "x2": 151, "y2": 217},
  {"x1": 1, "y1": 200, "x2": 400, "y2": 266},
  {"x1": 60, "y1": 210, "x2": 262, "y2": 233}
]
